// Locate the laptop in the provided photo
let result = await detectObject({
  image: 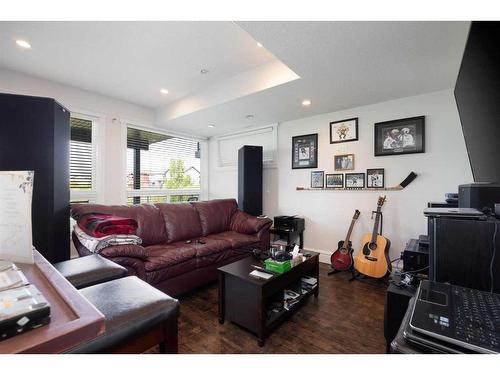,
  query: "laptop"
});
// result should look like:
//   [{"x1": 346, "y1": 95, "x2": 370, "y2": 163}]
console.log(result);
[
  {"x1": 409, "y1": 280, "x2": 500, "y2": 354},
  {"x1": 423, "y1": 207, "x2": 486, "y2": 219}
]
